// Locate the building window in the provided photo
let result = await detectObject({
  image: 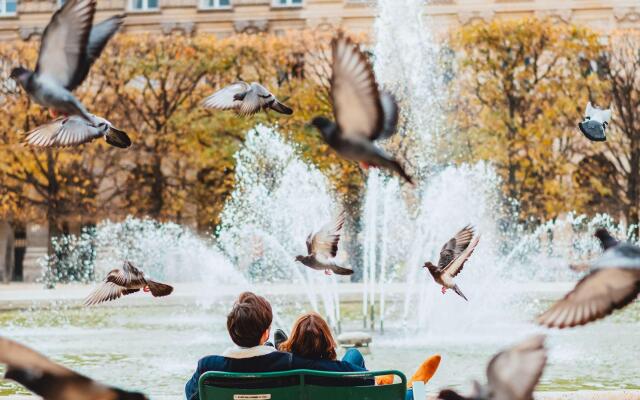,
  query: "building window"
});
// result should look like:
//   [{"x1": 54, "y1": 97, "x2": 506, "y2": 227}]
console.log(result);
[
  {"x1": 131, "y1": 0, "x2": 158, "y2": 11},
  {"x1": 273, "y1": 0, "x2": 302, "y2": 7},
  {"x1": 0, "y1": 0, "x2": 17, "y2": 16},
  {"x1": 200, "y1": 0, "x2": 230, "y2": 9}
]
